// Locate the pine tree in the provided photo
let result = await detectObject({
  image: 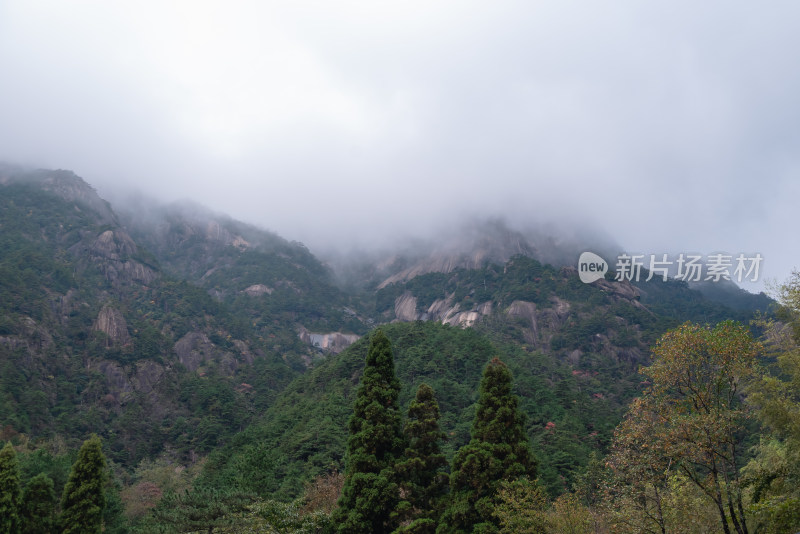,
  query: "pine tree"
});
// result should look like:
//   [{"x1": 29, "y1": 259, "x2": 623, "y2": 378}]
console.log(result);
[
  {"x1": 0, "y1": 441, "x2": 22, "y2": 534},
  {"x1": 394, "y1": 383, "x2": 449, "y2": 534},
  {"x1": 60, "y1": 434, "x2": 107, "y2": 534},
  {"x1": 438, "y1": 358, "x2": 537, "y2": 534},
  {"x1": 333, "y1": 329, "x2": 405, "y2": 534},
  {"x1": 20, "y1": 472, "x2": 55, "y2": 534}
]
